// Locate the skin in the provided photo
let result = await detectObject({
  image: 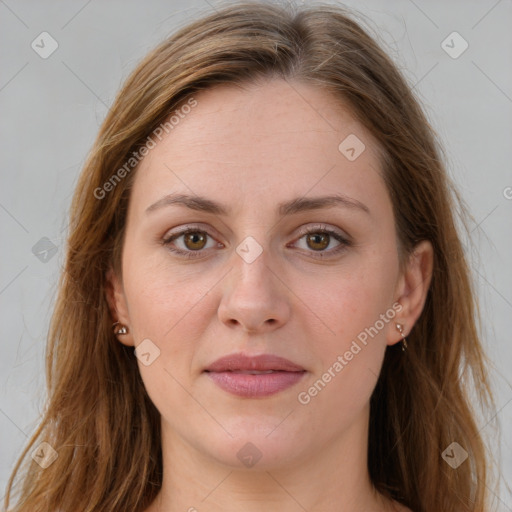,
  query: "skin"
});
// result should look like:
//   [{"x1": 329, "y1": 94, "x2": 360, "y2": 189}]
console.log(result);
[{"x1": 106, "y1": 78, "x2": 433, "y2": 512}]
